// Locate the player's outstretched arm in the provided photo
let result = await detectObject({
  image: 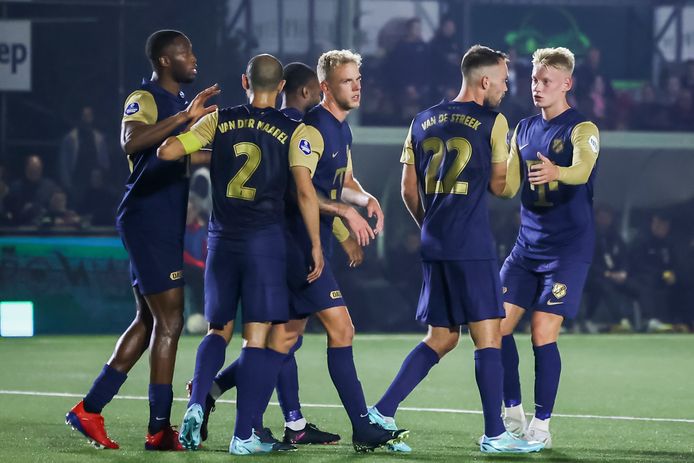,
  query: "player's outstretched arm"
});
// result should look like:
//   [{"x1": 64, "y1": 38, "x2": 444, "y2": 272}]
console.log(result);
[
  {"x1": 401, "y1": 163, "x2": 423, "y2": 228},
  {"x1": 342, "y1": 174, "x2": 384, "y2": 235},
  {"x1": 292, "y1": 166, "x2": 324, "y2": 282},
  {"x1": 121, "y1": 84, "x2": 219, "y2": 155},
  {"x1": 333, "y1": 218, "x2": 364, "y2": 267},
  {"x1": 158, "y1": 110, "x2": 219, "y2": 161},
  {"x1": 315, "y1": 193, "x2": 375, "y2": 247}
]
